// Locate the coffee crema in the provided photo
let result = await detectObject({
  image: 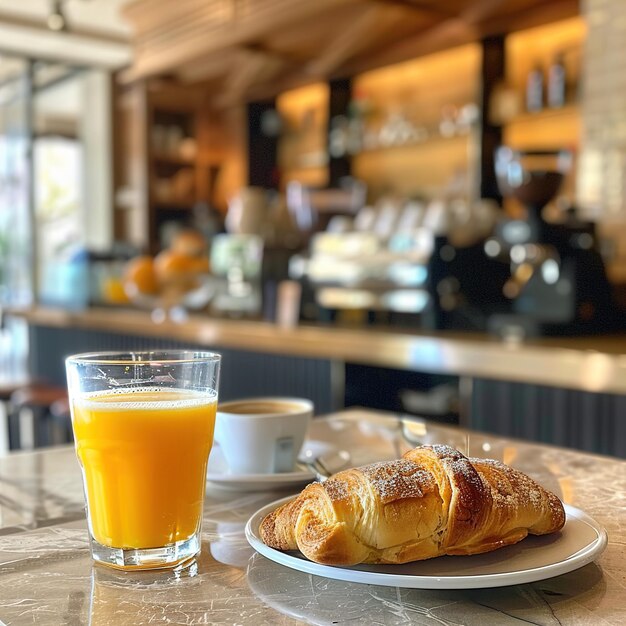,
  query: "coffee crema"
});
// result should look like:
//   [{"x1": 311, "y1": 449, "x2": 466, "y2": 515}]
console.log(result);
[{"x1": 219, "y1": 401, "x2": 306, "y2": 415}]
